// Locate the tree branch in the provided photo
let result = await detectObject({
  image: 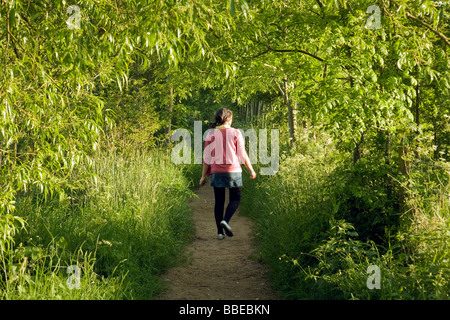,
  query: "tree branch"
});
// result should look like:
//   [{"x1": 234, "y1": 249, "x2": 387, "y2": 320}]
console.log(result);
[
  {"x1": 241, "y1": 45, "x2": 325, "y2": 62},
  {"x1": 386, "y1": 0, "x2": 450, "y2": 47},
  {"x1": 266, "y1": 45, "x2": 324, "y2": 62},
  {"x1": 315, "y1": 0, "x2": 324, "y2": 8},
  {"x1": 405, "y1": 12, "x2": 450, "y2": 47},
  {"x1": 241, "y1": 48, "x2": 270, "y2": 60}
]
